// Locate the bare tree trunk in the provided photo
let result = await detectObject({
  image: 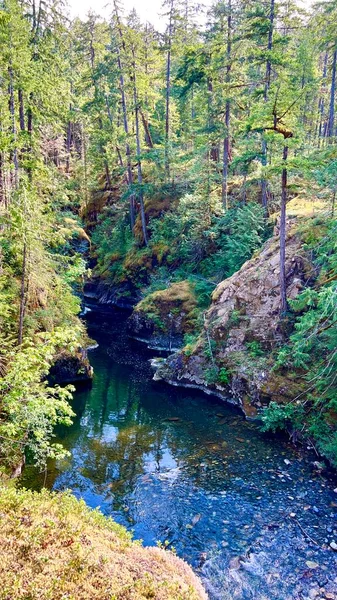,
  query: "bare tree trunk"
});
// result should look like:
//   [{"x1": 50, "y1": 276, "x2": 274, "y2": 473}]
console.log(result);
[
  {"x1": 264, "y1": 0, "x2": 274, "y2": 95},
  {"x1": 165, "y1": 0, "x2": 174, "y2": 180},
  {"x1": 140, "y1": 109, "x2": 154, "y2": 148},
  {"x1": 8, "y1": 64, "x2": 19, "y2": 188},
  {"x1": 105, "y1": 95, "x2": 113, "y2": 125},
  {"x1": 142, "y1": 24, "x2": 154, "y2": 149},
  {"x1": 132, "y1": 51, "x2": 148, "y2": 246},
  {"x1": 18, "y1": 89, "x2": 25, "y2": 131},
  {"x1": 261, "y1": 0, "x2": 275, "y2": 213},
  {"x1": 27, "y1": 96, "x2": 33, "y2": 137},
  {"x1": 89, "y1": 21, "x2": 95, "y2": 70},
  {"x1": 222, "y1": 0, "x2": 232, "y2": 210},
  {"x1": 80, "y1": 122, "x2": 89, "y2": 213},
  {"x1": 65, "y1": 119, "x2": 72, "y2": 172},
  {"x1": 104, "y1": 161, "x2": 112, "y2": 190},
  {"x1": 317, "y1": 52, "x2": 328, "y2": 145},
  {"x1": 104, "y1": 94, "x2": 127, "y2": 170},
  {"x1": 326, "y1": 48, "x2": 336, "y2": 139},
  {"x1": 113, "y1": 2, "x2": 135, "y2": 229},
  {"x1": 88, "y1": 17, "x2": 113, "y2": 198},
  {"x1": 279, "y1": 144, "x2": 288, "y2": 315},
  {"x1": 18, "y1": 241, "x2": 27, "y2": 345},
  {"x1": 208, "y1": 76, "x2": 219, "y2": 163}
]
